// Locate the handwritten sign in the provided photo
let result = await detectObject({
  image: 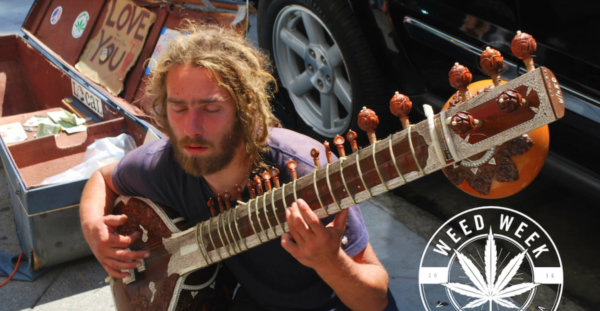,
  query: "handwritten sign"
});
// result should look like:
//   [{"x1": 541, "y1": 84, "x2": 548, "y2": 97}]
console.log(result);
[{"x1": 75, "y1": 0, "x2": 156, "y2": 95}]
